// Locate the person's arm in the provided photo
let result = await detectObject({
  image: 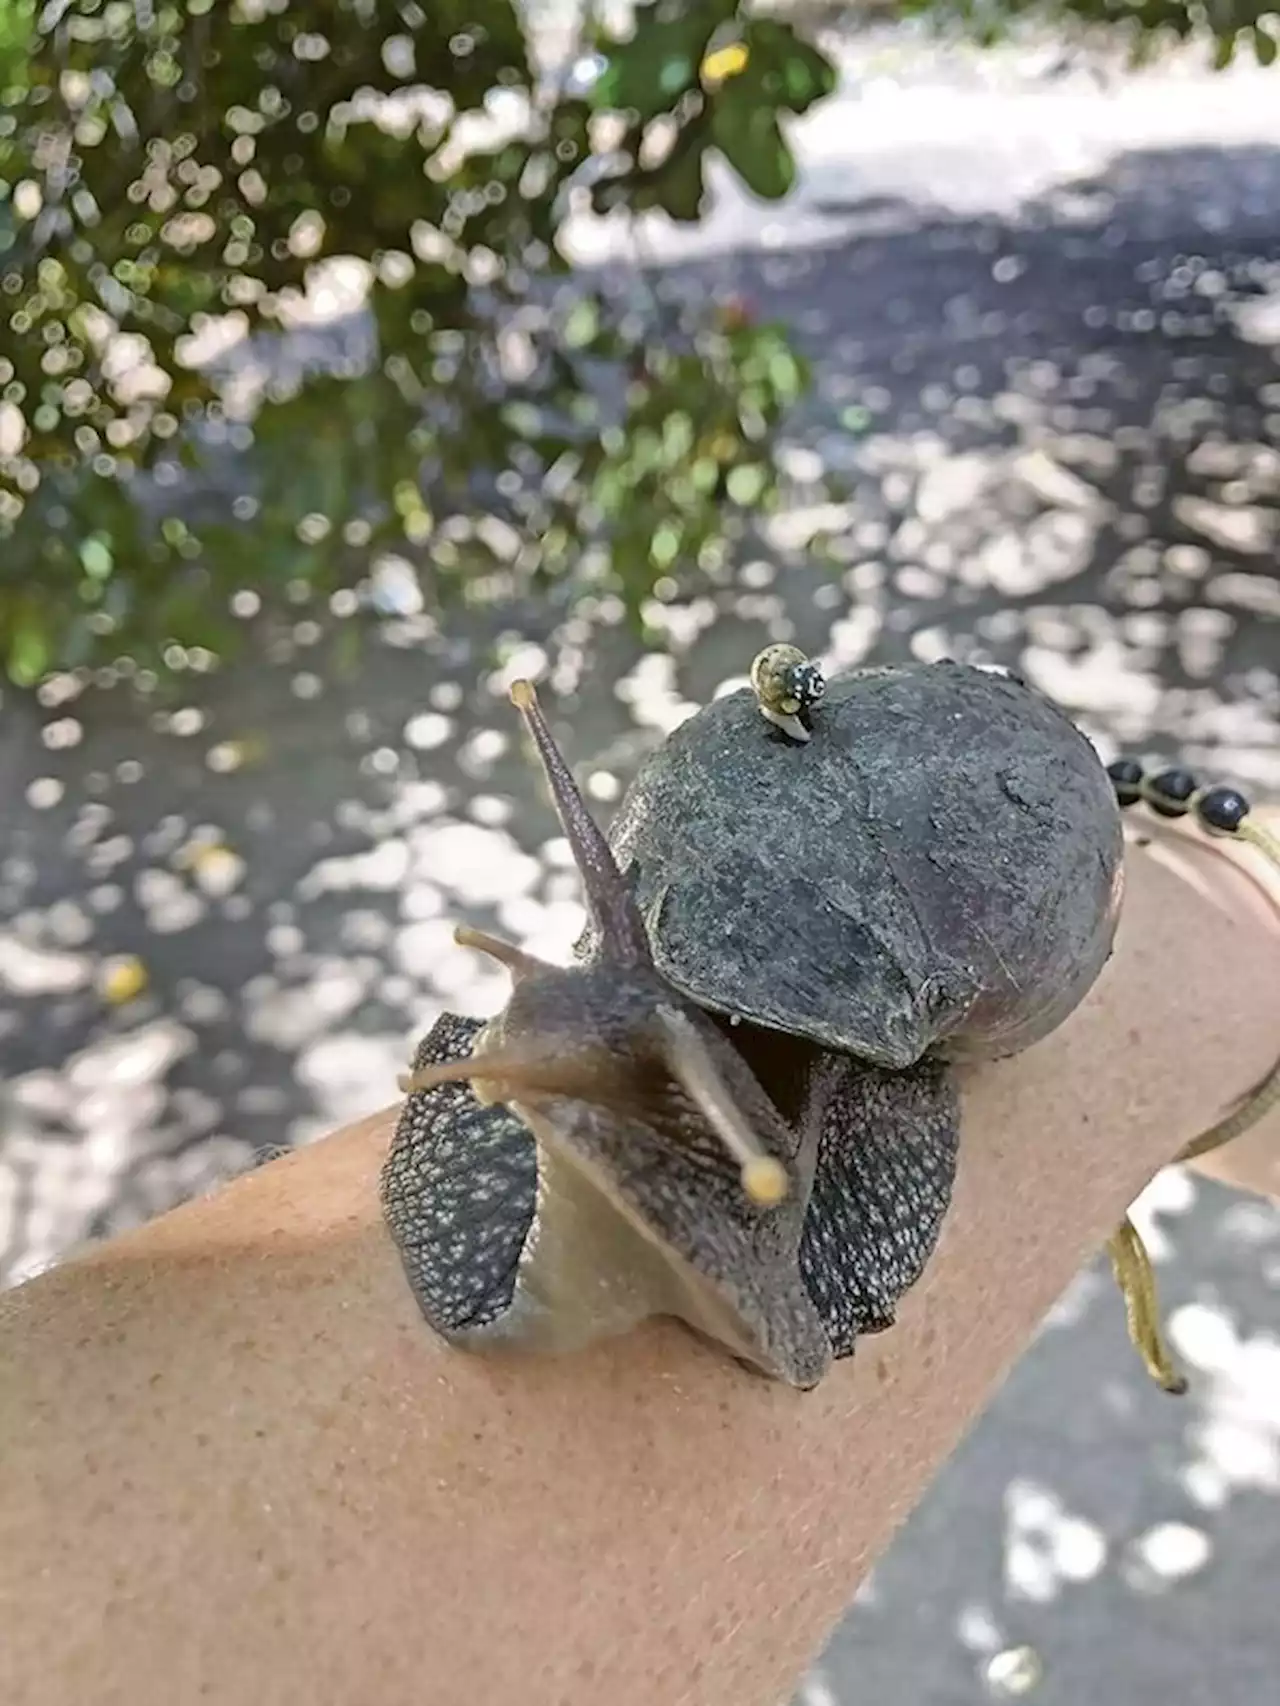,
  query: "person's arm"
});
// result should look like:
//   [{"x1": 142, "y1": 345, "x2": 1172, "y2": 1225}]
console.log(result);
[
  {"x1": 1140, "y1": 810, "x2": 1280, "y2": 1200},
  {"x1": 2, "y1": 843, "x2": 1278, "y2": 1706}
]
